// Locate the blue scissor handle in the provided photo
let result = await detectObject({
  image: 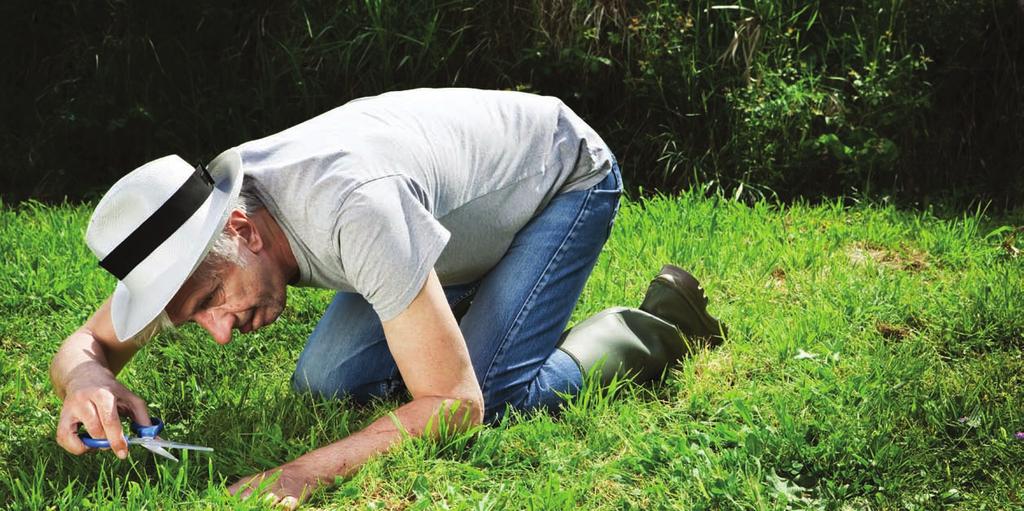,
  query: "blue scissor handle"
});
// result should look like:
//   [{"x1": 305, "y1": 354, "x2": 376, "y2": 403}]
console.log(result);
[
  {"x1": 79, "y1": 417, "x2": 164, "y2": 449},
  {"x1": 131, "y1": 417, "x2": 164, "y2": 438}
]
